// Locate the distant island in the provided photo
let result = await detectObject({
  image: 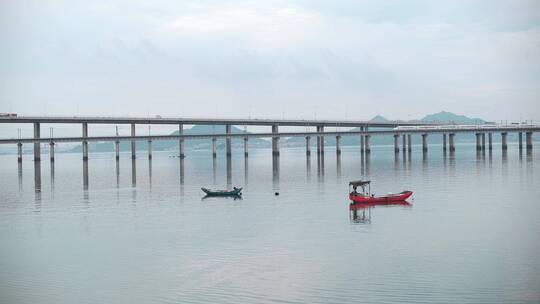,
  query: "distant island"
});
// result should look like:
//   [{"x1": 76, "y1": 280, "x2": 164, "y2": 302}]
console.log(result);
[{"x1": 283, "y1": 111, "x2": 491, "y2": 147}]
